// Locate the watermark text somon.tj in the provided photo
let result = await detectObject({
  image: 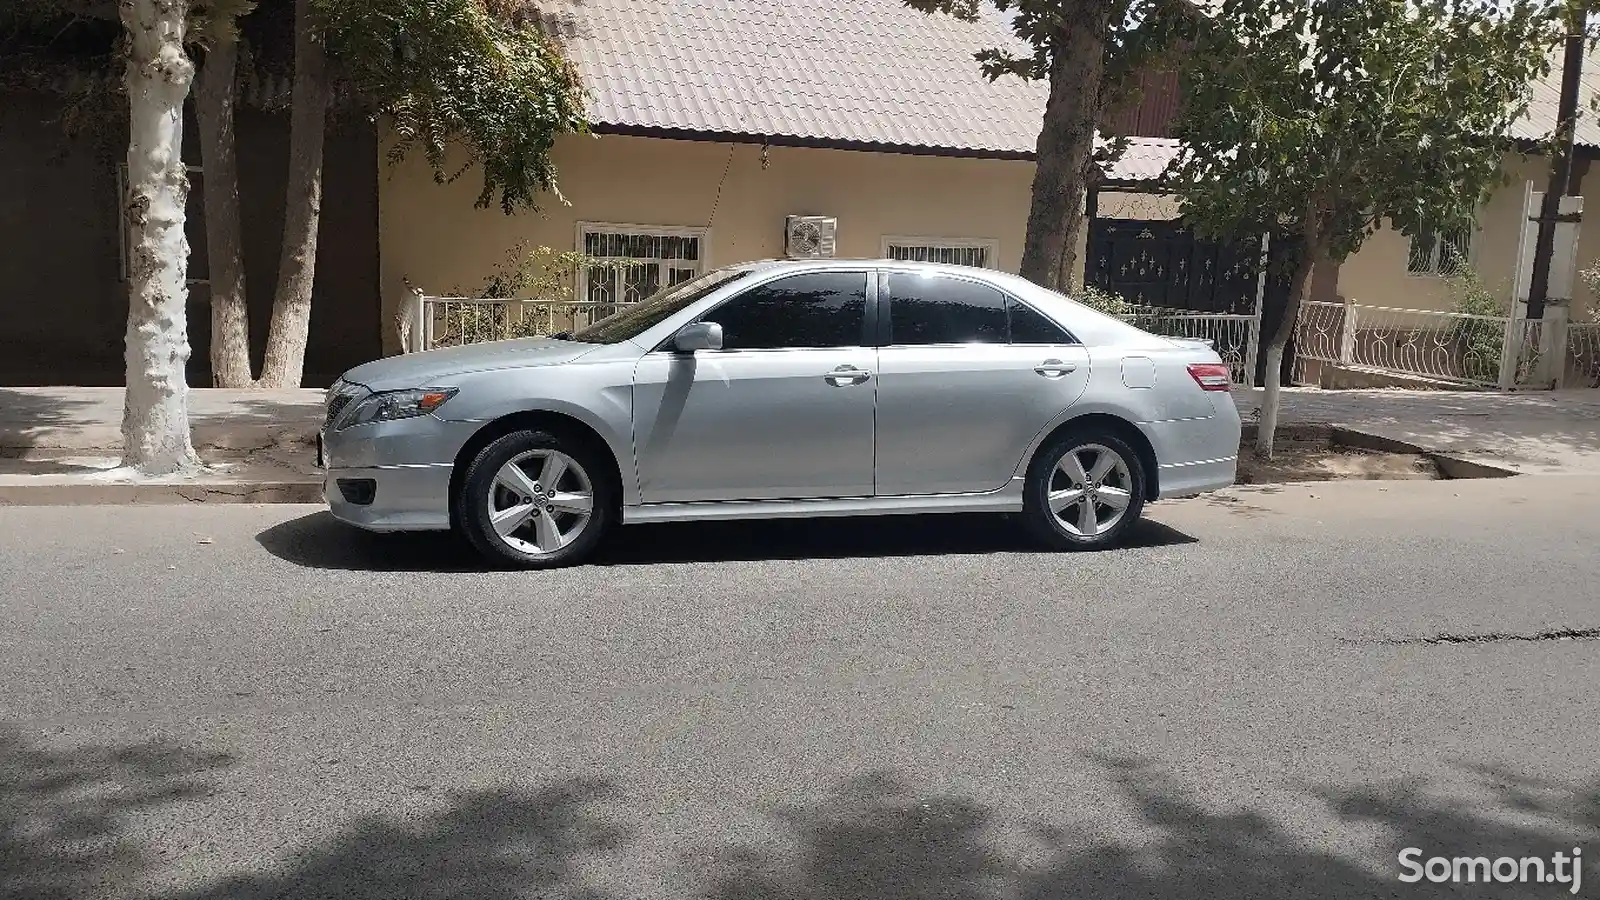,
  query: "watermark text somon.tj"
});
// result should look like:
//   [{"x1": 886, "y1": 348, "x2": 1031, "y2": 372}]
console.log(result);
[{"x1": 1400, "y1": 848, "x2": 1584, "y2": 894}]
